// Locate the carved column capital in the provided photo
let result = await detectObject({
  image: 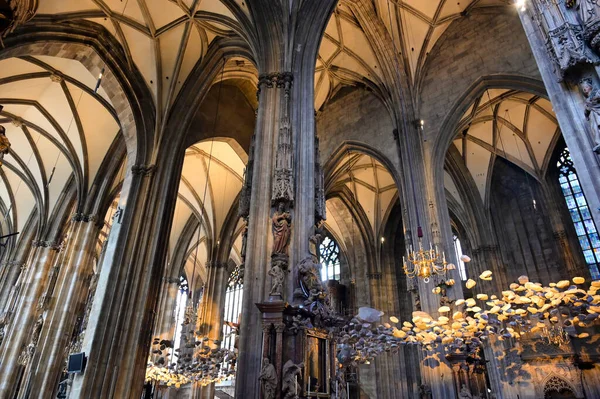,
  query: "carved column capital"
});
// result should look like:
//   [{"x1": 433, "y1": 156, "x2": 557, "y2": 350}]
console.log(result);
[
  {"x1": 72, "y1": 213, "x2": 99, "y2": 223},
  {"x1": 50, "y1": 73, "x2": 63, "y2": 83},
  {"x1": 274, "y1": 323, "x2": 286, "y2": 333},
  {"x1": 262, "y1": 323, "x2": 273, "y2": 334},
  {"x1": 32, "y1": 240, "x2": 61, "y2": 250},
  {"x1": 131, "y1": 164, "x2": 156, "y2": 177},
  {"x1": 257, "y1": 72, "x2": 293, "y2": 96},
  {"x1": 206, "y1": 261, "x2": 227, "y2": 269},
  {"x1": 367, "y1": 272, "x2": 382, "y2": 280}
]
